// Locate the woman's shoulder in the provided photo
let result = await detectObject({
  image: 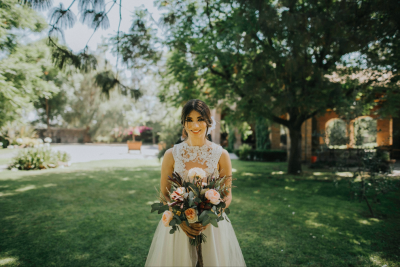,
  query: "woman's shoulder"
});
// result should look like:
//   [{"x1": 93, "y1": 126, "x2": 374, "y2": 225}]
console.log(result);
[
  {"x1": 219, "y1": 147, "x2": 230, "y2": 160},
  {"x1": 163, "y1": 148, "x2": 175, "y2": 163}
]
